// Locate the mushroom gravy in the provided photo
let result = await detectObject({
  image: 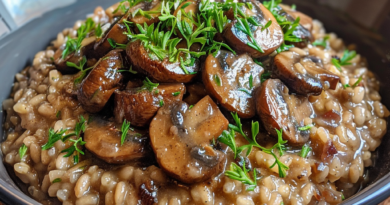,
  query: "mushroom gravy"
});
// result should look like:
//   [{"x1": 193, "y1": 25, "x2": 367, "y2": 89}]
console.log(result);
[{"x1": 1, "y1": 0, "x2": 389, "y2": 205}]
